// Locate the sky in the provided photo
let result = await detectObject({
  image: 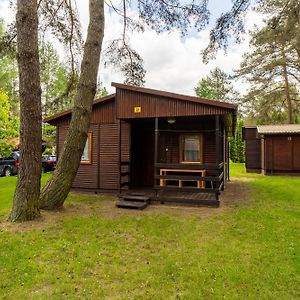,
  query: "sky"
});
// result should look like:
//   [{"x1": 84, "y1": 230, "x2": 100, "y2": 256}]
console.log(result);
[{"x1": 0, "y1": 0, "x2": 264, "y2": 96}]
